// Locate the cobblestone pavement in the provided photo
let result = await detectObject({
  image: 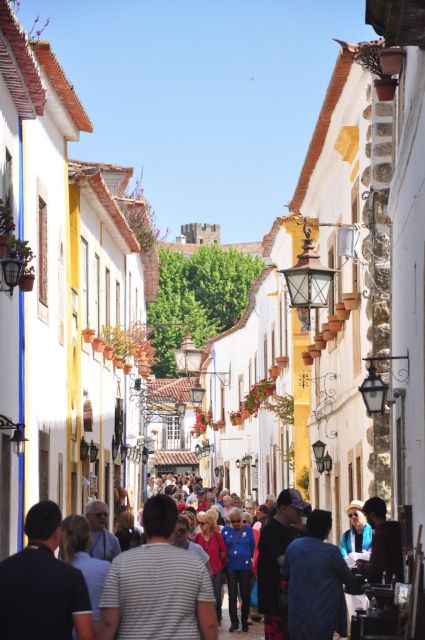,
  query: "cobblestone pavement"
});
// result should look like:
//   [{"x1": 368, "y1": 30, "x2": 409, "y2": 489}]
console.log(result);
[{"x1": 219, "y1": 593, "x2": 264, "y2": 639}]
